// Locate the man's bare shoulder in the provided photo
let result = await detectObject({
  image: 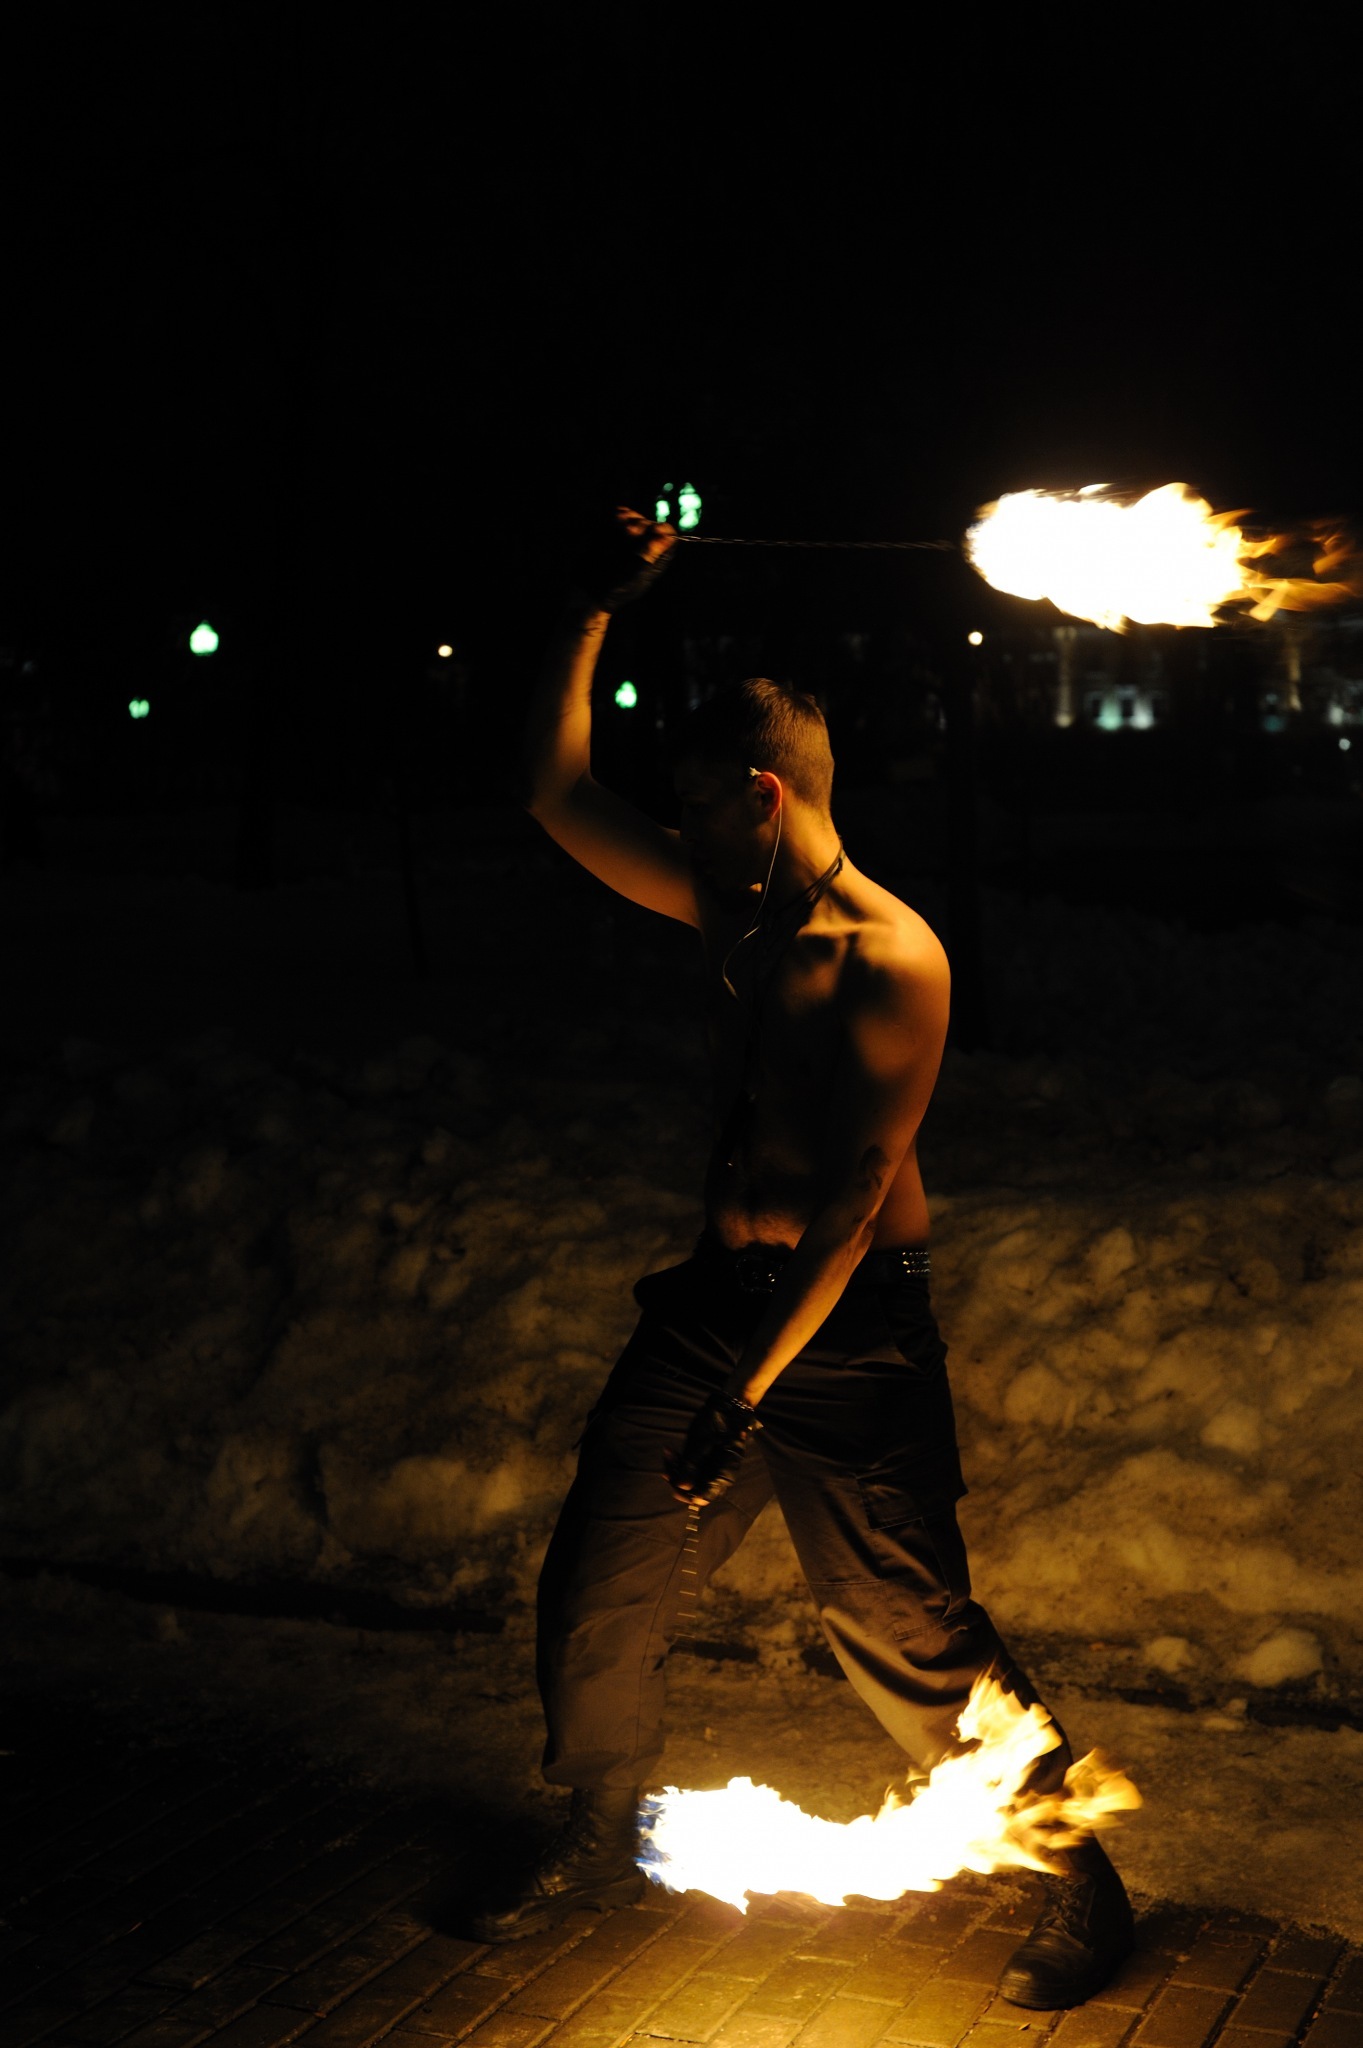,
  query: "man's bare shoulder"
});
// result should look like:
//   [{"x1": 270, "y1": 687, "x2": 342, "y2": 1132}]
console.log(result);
[{"x1": 843, "y1": 874, "x2": 950, "y2": 998}]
